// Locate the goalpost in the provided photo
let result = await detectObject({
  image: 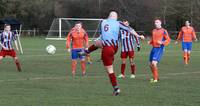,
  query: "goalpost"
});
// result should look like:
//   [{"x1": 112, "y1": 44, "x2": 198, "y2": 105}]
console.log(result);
[{"x1": 46, "y1": 18, "x2": 103, "y2": 41}]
